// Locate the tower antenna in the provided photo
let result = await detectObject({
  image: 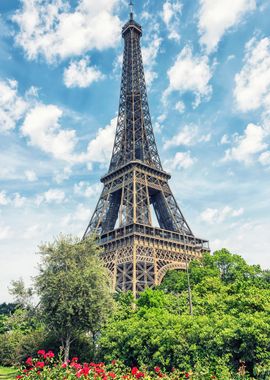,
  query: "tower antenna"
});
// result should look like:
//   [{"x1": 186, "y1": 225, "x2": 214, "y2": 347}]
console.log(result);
[{"x1": 129, "y1": 0, "x2": 134, "y2": 20}]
